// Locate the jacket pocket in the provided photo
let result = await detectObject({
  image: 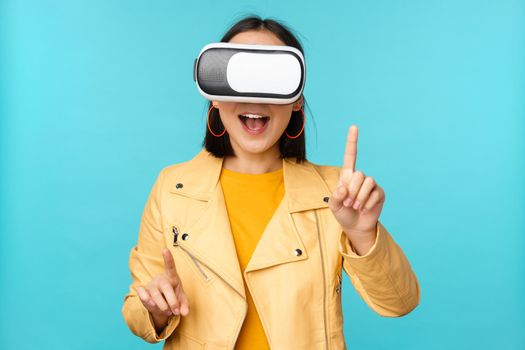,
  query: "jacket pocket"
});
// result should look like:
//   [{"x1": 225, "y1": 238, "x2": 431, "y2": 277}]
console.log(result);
[
  {"x1": 180, "y1": 245, "x2": 212, "y2": 284},
  {"x1": 170, "y1": 224, "x2": 213, "y2": 285}
]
